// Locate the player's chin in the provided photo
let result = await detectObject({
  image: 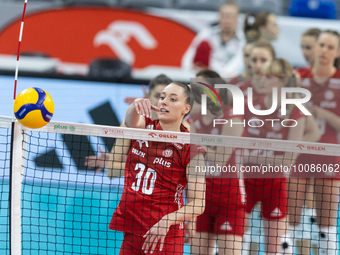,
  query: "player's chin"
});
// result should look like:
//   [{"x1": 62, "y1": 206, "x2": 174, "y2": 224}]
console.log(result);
[{"x1": 158, "y1": 114, "x2": 175, "y2": 122}]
